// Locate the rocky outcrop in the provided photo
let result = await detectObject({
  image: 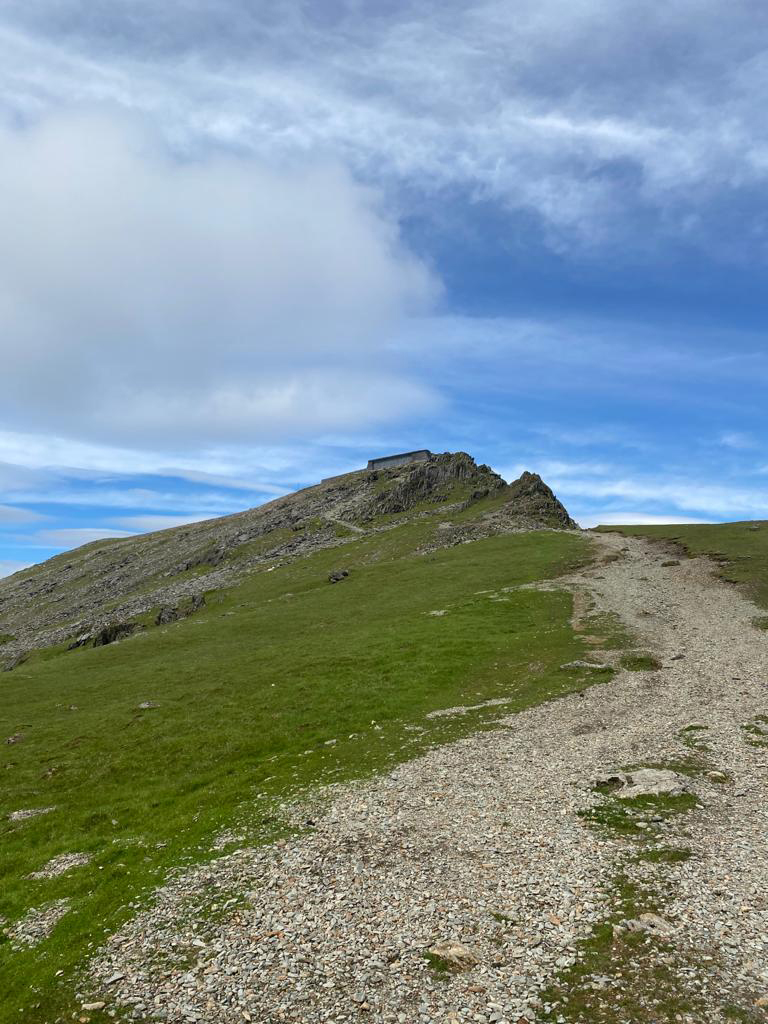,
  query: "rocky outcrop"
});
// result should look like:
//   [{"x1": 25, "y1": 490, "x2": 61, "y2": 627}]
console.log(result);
[
  {"x1": 155, "y1": 594, "x2": 206, "y2": 626},
  {"x1": 363, "y1": 452, "x2": 505, "y2": 519},
  {"x1": 92, "y1": 622, "x2": 140, "y2": 648},
  {"x1": 502, "y1": 471, "x2": 578, "y2": 530}
]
